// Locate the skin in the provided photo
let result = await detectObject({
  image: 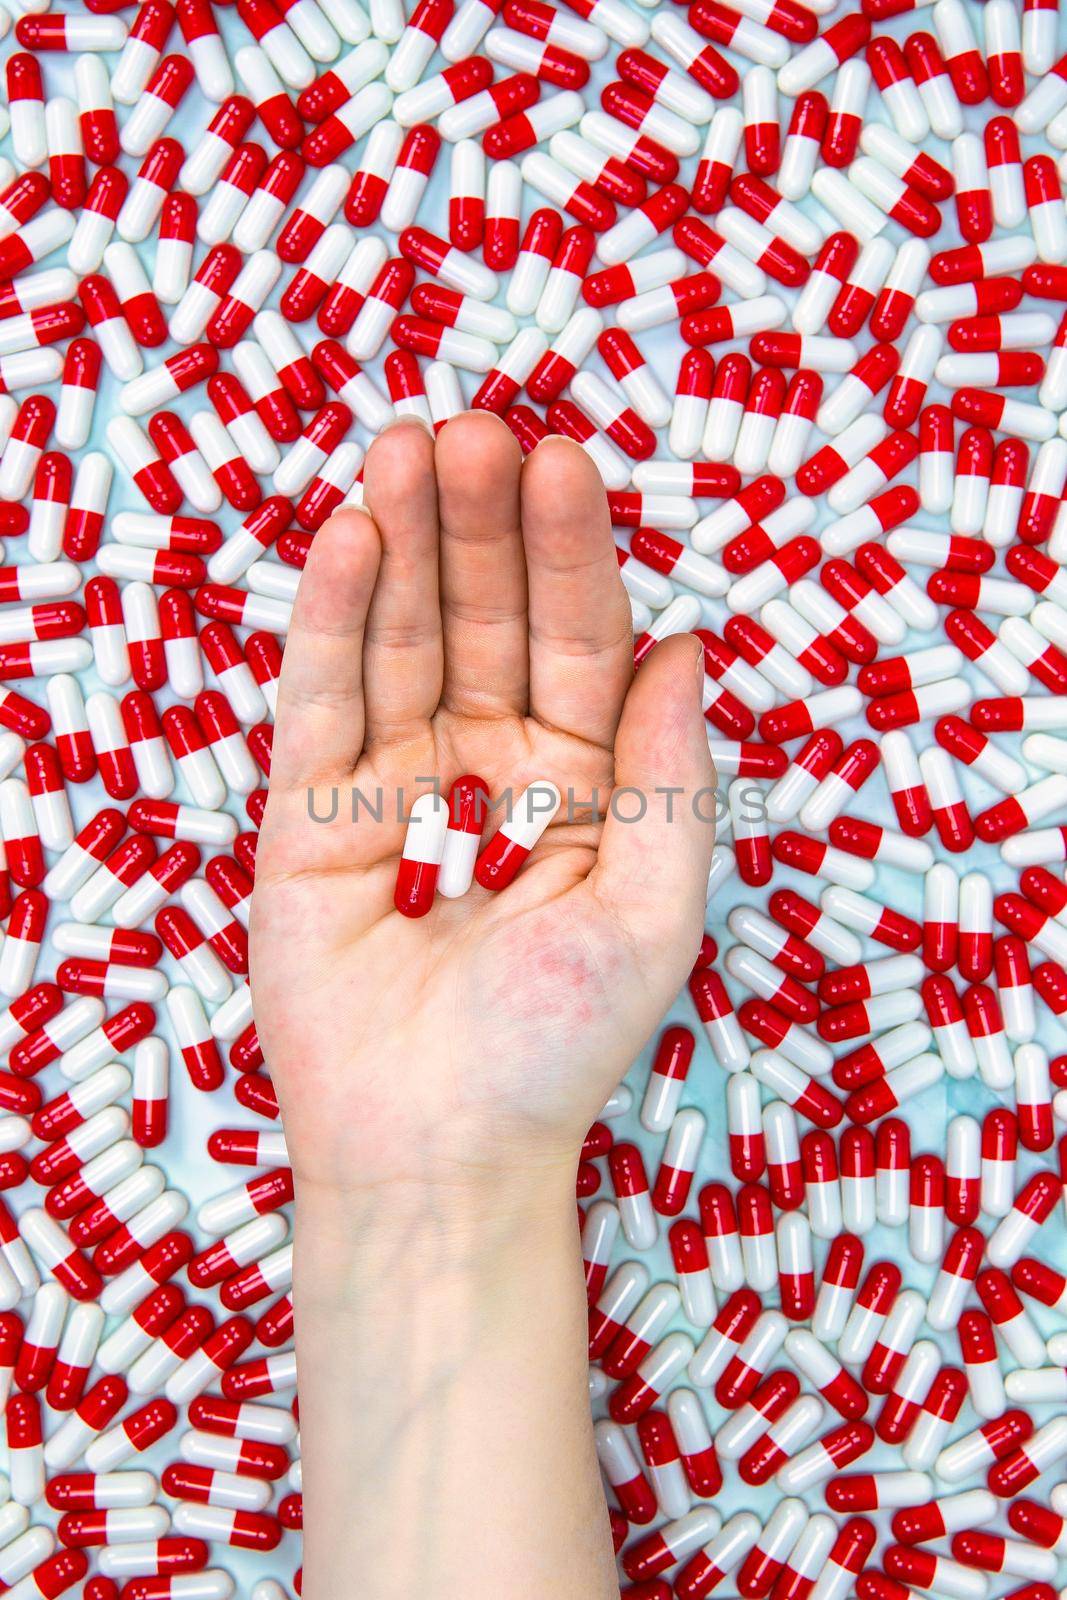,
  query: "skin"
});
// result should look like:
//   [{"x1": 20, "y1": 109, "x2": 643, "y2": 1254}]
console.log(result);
[{"x1": 250, "y1": 410, "x2": 716, "y2": 1600}]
